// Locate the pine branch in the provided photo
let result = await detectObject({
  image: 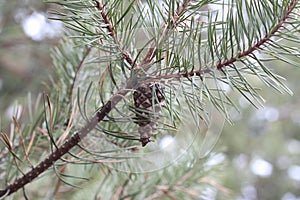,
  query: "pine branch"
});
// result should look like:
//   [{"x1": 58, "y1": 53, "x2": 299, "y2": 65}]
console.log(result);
[
  {"x1": 94, "y1": 0, "x2": 134, "y2": 66},
  {"x1": 0, "y1": 92, "x2": 112, "y2": 197},
  {"x1": 1, "y1": 0, "x2": 299, "y2": 197},
  {"x1": 0, "y1": 0, "x2": 192, "y2": 197},
  {"x1": 152, "y1": 0, "x2": 299, "y2": 80},
  {"x1": 215, "y1": 0, "x2": 298, "y2": 70},
  {"x1": 139, "y1": 0, "x2": 191, "y2": 67}
]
